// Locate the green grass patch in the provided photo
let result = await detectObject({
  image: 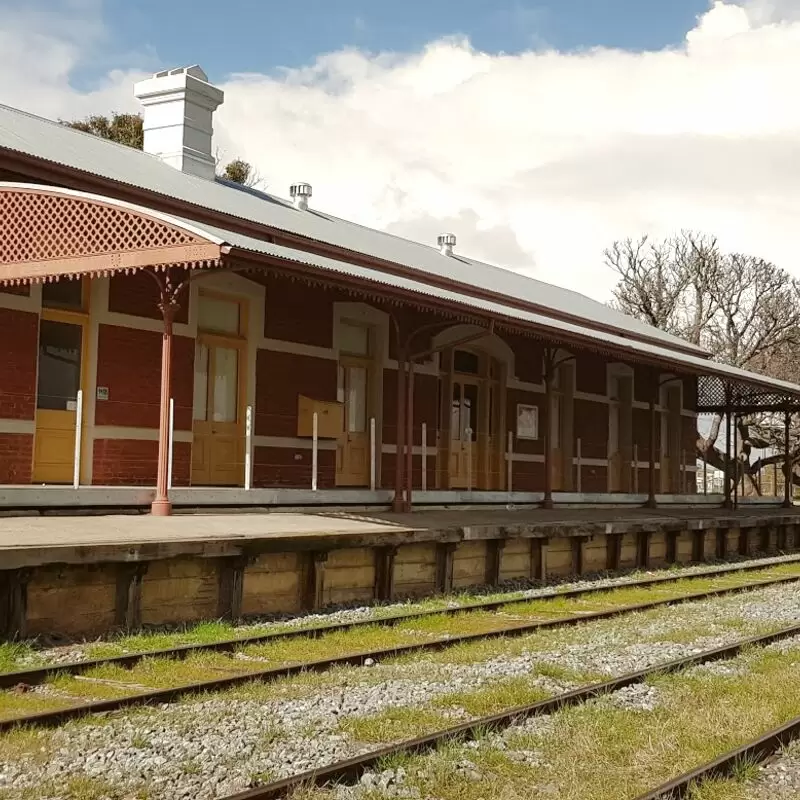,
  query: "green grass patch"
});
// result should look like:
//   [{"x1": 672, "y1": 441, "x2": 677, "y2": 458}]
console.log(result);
[
  {"x1": 340, "y1": 706, "x2": 454, "y2": 743},
  {"x1": 432, "y1": 676, "x2": 552, "y2": 717},
  {"x1": 0, "y1": 642, "x2": 39, "y2": 675},
  {"x1": 0, "y1": 689, "x2": 78, "y2": 721},
  {"x1": 241, "y1": 625, "x2": 427, "y2": 664},
  {"x1": 351, "y1": 640, "x2": 800, "y2": 800}
]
